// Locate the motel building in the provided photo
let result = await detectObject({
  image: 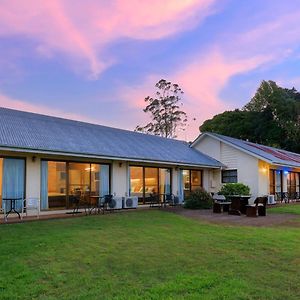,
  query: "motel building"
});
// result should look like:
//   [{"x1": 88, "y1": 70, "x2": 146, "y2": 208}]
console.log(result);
[{"x1": 0, "y1": 107, "x2": 299, "y2": 215}]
